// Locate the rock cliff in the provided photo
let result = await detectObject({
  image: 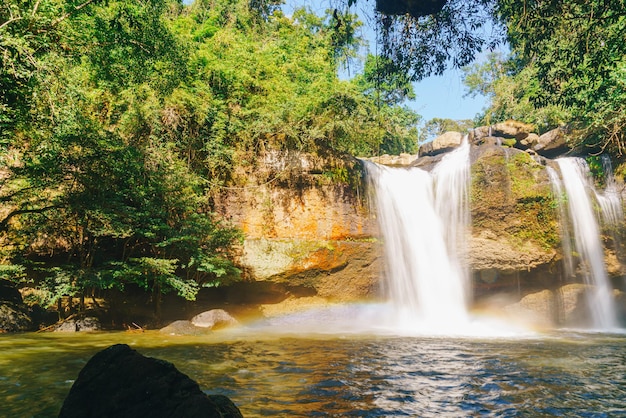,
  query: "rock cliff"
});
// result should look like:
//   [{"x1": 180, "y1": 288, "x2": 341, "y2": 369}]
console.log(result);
[{"x1": 214, "y1": 122, "x2": 625, "y2": 324}]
